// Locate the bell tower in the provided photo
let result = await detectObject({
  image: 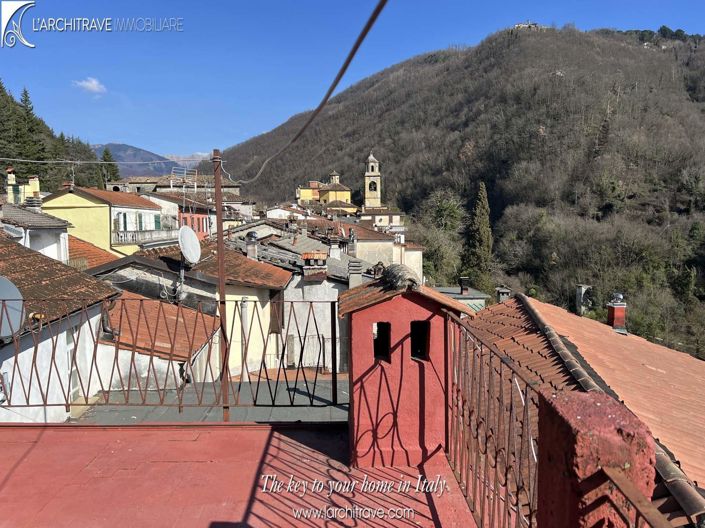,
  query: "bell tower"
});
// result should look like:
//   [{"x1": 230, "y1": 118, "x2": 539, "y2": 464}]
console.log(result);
[{"x1": 364, "y1": 152, "x2": 381, "y2": 209}]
